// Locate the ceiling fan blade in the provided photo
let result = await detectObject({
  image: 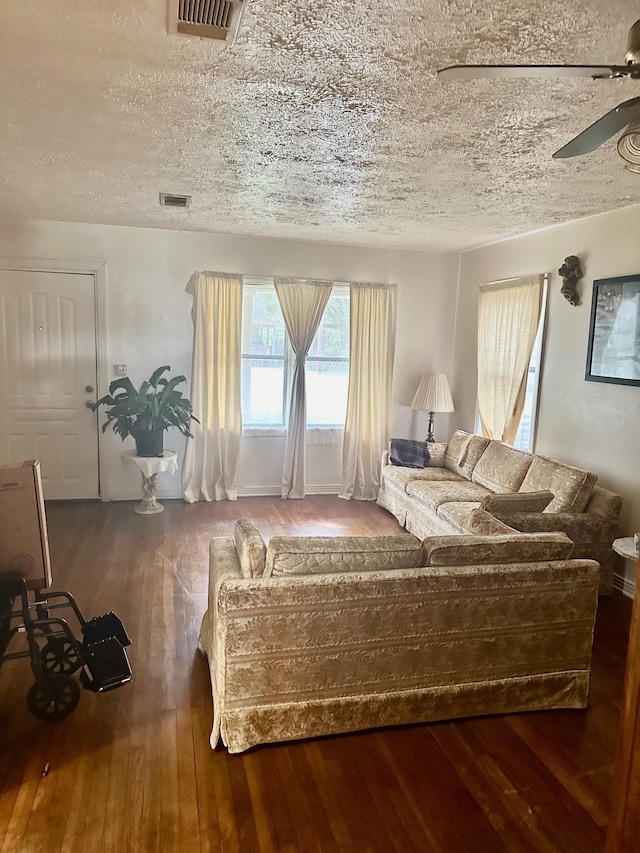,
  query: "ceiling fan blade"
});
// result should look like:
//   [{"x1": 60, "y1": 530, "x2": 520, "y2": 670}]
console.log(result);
[
  {"x1": 552, "y1": 97, "x2": 640, "y2": 158},
  {"x1": 437, "y1": 64, "x2": 632, "y2": 80}
]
